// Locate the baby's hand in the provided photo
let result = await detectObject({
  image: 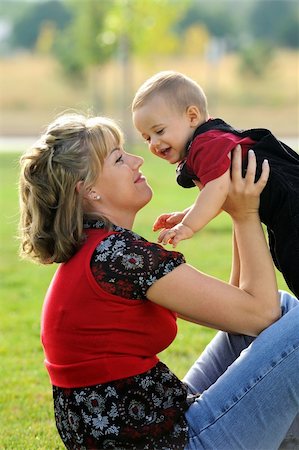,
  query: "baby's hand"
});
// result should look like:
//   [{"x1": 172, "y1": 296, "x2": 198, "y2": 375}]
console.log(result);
[
  {"x1": 157, "y1": 223, "x2": 194, "y2": 248},
  {"x1": 153, "y1": 211, "x2": 187, "y2": 231}
]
